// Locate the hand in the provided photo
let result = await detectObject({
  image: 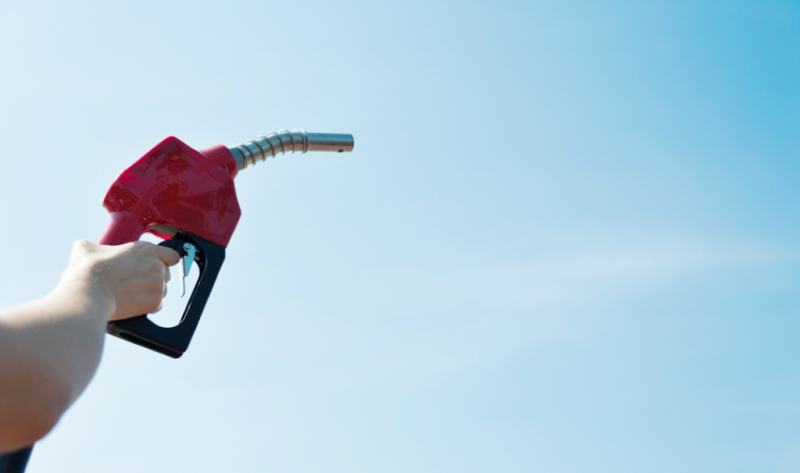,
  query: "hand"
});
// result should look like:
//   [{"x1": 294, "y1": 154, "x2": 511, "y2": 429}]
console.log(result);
[{"x1": 59, "y1": 240, "x2": 181, "y2": 321}]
